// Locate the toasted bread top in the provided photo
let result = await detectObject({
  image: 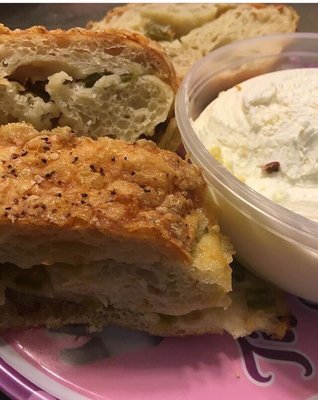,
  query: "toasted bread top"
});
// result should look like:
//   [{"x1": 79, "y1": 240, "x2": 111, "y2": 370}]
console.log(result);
[{"x1": 0, "y1": 122, "x2": 212, "y2": 264}]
